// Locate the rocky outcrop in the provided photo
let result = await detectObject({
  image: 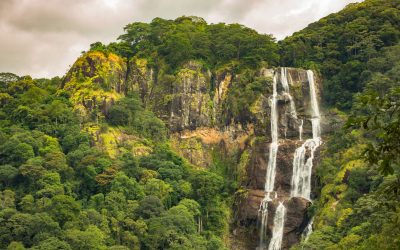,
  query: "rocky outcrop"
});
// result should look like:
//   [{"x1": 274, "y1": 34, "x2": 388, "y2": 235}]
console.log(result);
[
  {"x1": 63, "y1": 53, "x2": 323, "y2": 249},
  {"x1": 282, "y1": 197, "x2": 311, "y2": 249},
  {"x1": 62, "y1": 51, "x2": 127, "y2": 118},
  {"x1": 233, "y1": 192, "x2": 312, "y2": 250},
  {"x1": 169, "y1": 61, "x2": 213, "y2": 131},
  {"x1": 170, "y1": 125, "x2": 252, "y2": 168},
  {"x1": 233, "y1": 67, "x2": 322, "y2": 250}
]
